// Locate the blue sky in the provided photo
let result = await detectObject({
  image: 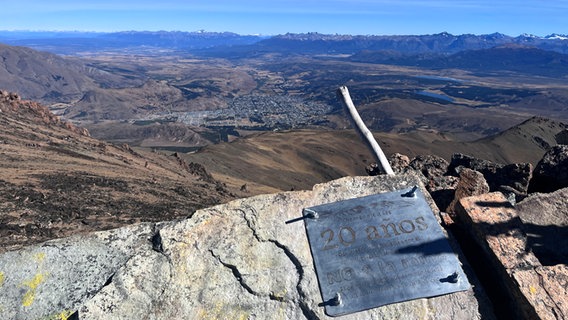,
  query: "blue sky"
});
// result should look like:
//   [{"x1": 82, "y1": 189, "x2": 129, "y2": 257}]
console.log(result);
[{"x1": 2, "y1": 0, "x2": 567, "y2": 36}]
